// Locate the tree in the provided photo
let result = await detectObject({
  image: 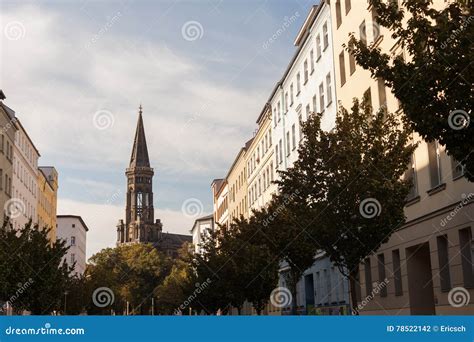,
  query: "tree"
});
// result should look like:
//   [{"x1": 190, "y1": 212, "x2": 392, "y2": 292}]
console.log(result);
[
  {"x1": 86, "y1": 244, "x2": 171, "y2": 315},
  {"x1": 349, "y1": 0, "x2": 473, "y2": 179},
  {"x1": 0, "y1": 222, "x2": 73, "y2": 315},
  {"x1": 154, "y1": 243, "x2": 197, "y2": 315},
  {"x1": 278, "y1": 99, "x2": 416, "y2": 313},
  {"x1": 252, "y1": 198, "x2": 319, "y2": 315}
]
